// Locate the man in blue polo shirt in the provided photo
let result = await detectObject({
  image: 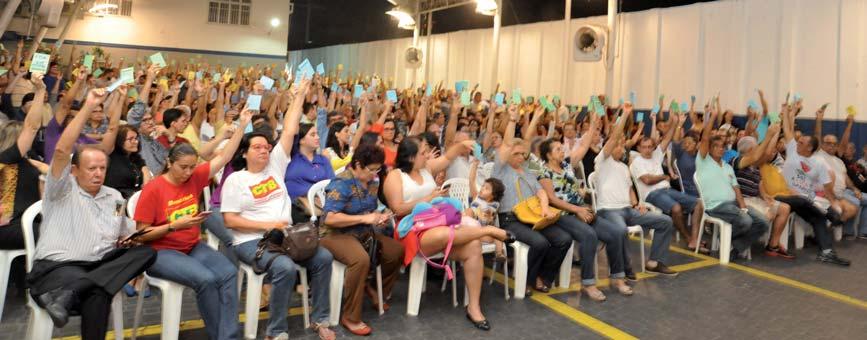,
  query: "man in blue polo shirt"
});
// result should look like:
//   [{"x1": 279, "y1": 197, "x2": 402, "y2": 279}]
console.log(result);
[{"x1": 694, "y1": 106, "x2": 768, "y2": 261}]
